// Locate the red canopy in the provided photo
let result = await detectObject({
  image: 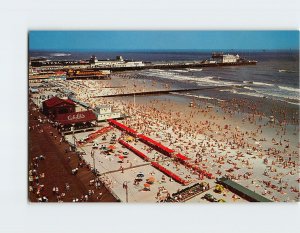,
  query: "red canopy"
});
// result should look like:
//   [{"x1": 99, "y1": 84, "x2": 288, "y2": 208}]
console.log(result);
[
  {"x1": 43, "y1": 96, "x2": 75, "y2": 108},
  {"x1": 151, "y1": 162, "x2": 187, "y2": 185},
  {"x1": 175, "y1": 153, "x2": 189, "y2": 161},
  {"x1": 108, "y1": 119, "x2": 137, "y2": 136},
  {"x1": 55, "y1": 110, "x2": 96, "y2": 125},
  {"x1": 119, "y1": 139, "x2": 150, "y2": 161},
  {"x1": 138, "y1": 134, "x2": 174, "y2": 155}
]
